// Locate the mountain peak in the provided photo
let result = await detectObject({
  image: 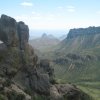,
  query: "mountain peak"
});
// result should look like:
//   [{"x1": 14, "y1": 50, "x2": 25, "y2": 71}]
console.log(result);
[{"x1": 42, "y1": 33, "x2": 47, "y2": 38}]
